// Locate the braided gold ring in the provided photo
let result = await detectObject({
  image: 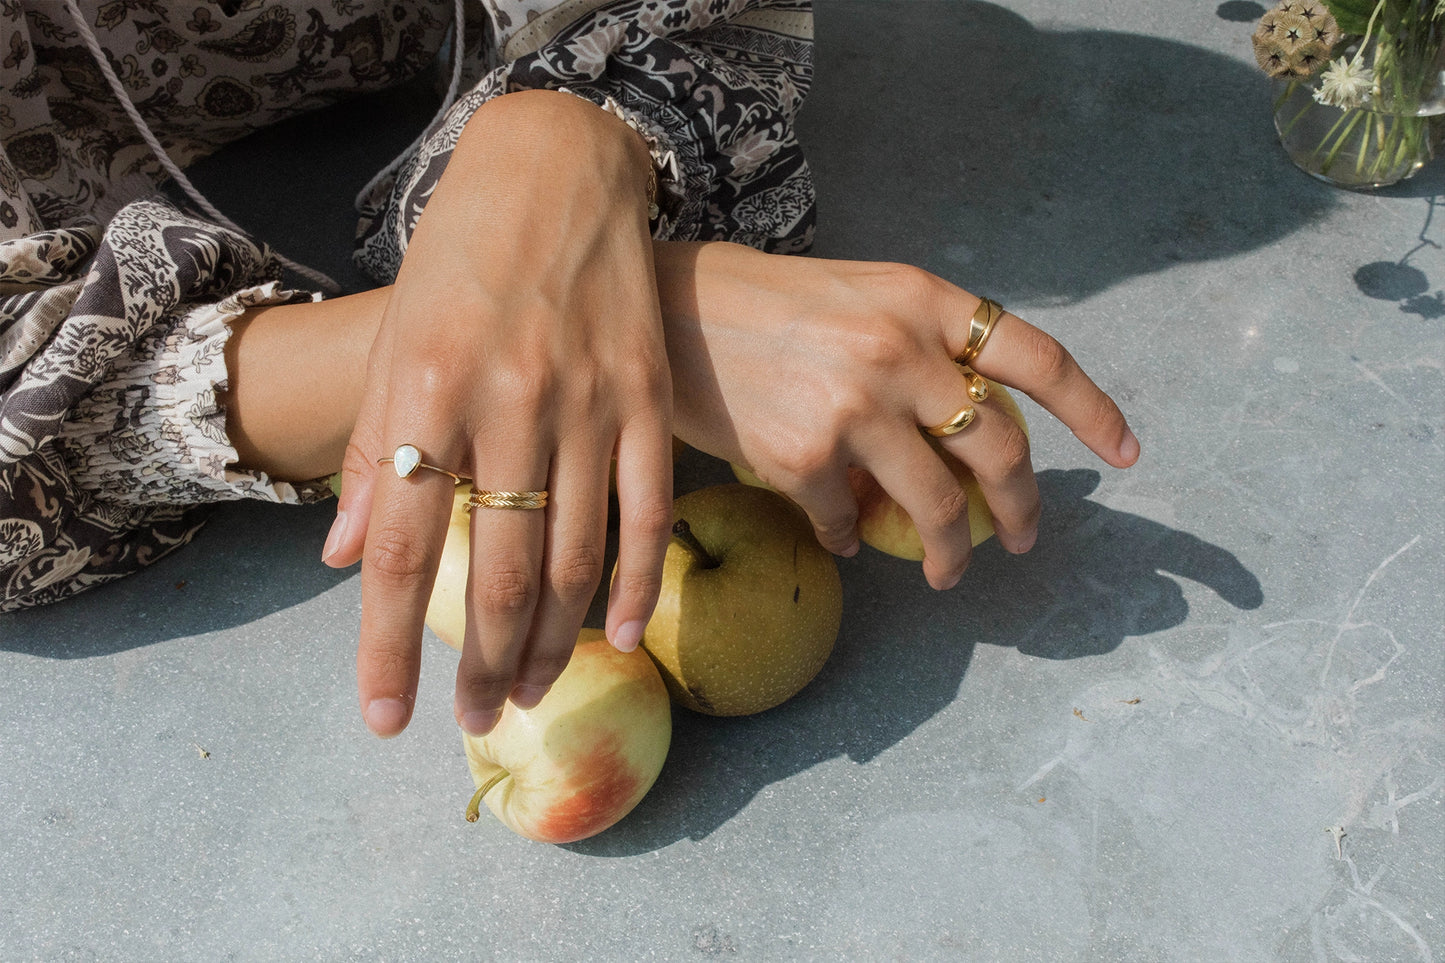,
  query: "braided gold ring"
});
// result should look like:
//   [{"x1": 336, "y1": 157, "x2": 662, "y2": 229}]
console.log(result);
[{"x1": 467, "y1": 488, "x2": 549, "y2": 512}]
